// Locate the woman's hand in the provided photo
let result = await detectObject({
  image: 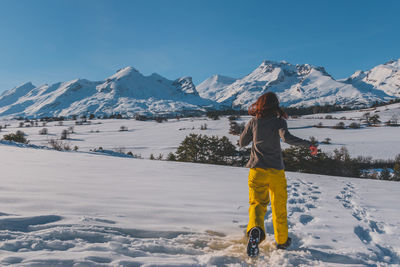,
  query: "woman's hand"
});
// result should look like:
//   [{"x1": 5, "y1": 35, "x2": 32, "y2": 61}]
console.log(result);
[{"x1": 310, "y1": 145, "x2": 318, "y2": 156}]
